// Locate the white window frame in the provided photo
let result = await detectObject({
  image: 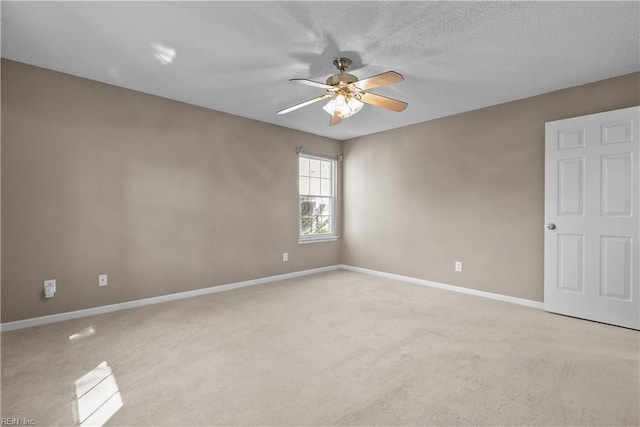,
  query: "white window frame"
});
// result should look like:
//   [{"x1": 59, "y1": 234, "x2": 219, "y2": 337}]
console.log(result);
[{"x1": 298, "y1": 152, "x2": 338, "y2": 244}]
